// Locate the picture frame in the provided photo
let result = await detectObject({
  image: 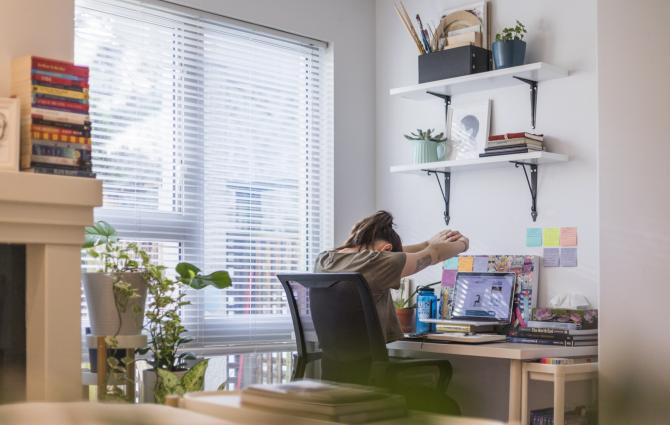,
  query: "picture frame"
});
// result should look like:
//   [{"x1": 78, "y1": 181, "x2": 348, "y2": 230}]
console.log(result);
[
  {"x1": 0, "y1": 98, "x2": 20, "y2": 172},
  {"x1": 446, "y1": 98, "x2": 491, "y2": 160}
]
